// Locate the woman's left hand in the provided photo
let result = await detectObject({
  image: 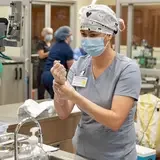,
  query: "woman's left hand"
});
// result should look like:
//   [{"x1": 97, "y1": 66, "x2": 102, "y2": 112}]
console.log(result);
[{"x1": 53, "y1": 80, "x2": 77, "y2": 101}]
